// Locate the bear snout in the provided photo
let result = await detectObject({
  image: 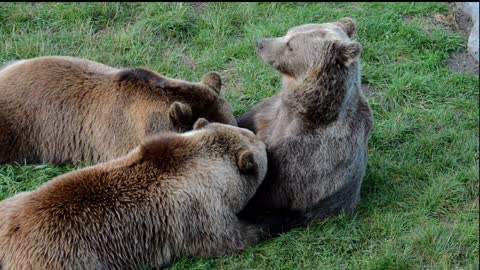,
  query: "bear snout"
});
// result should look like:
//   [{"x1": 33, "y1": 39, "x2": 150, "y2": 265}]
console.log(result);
[{"x1": 256, "y1": 39, "x2": 264, "y2": 50}]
